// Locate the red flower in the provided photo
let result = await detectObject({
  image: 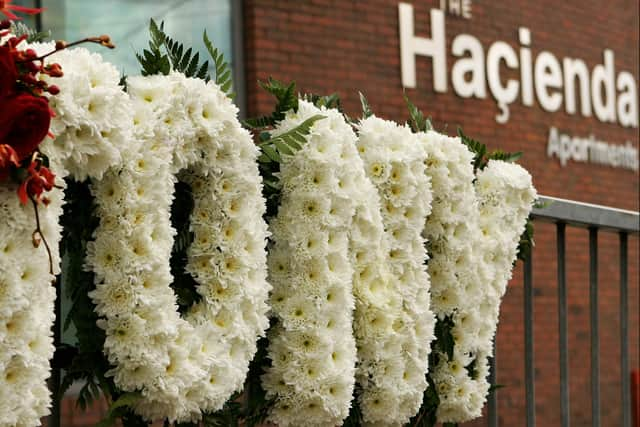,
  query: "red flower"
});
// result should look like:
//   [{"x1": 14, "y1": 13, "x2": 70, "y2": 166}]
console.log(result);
[
  {"x1": 0, "y1": 142, "x2": 18, "y2": 180},
  {"x1": 0, "y1": 93, "x2": 52, "y2": 160},
  {"x1": 0, "y1": 0, "x2": 44, "y2": 21},
  {"x1": 0, "y1": 45, "x2": 16, "y2": 97},
  {"x1": 17, "y1": 160, "x2": 55, "y2": 204}
]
